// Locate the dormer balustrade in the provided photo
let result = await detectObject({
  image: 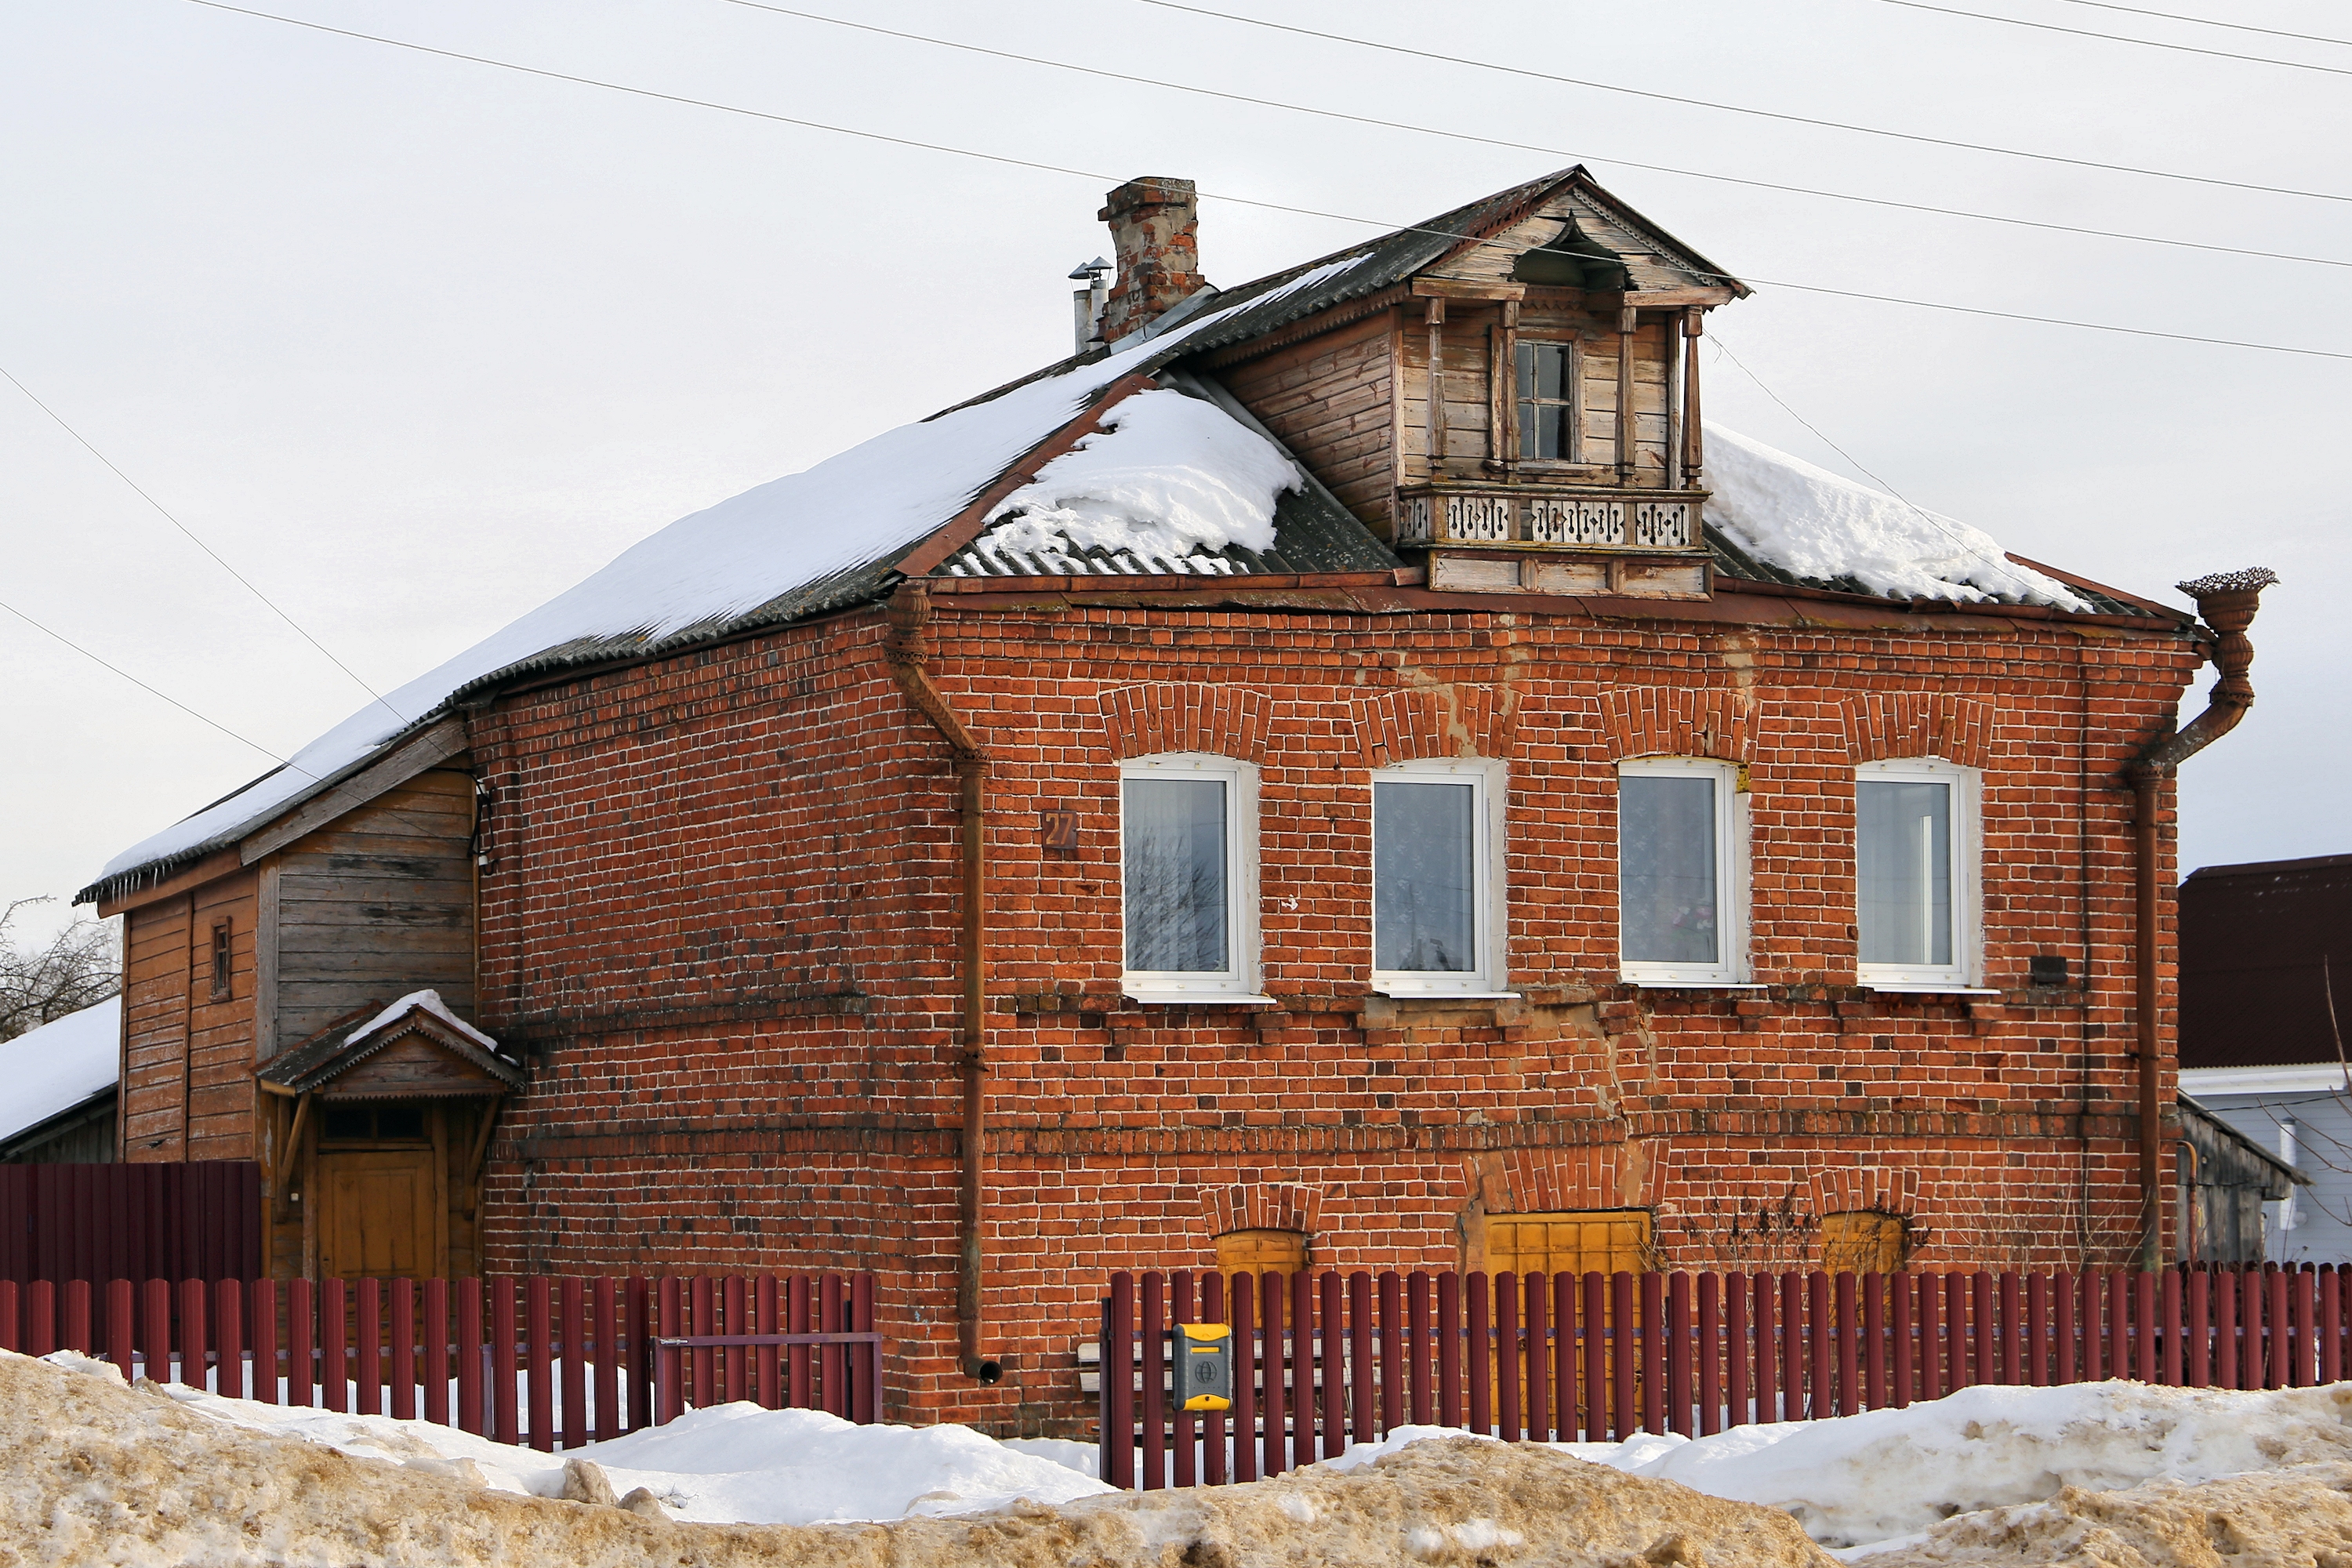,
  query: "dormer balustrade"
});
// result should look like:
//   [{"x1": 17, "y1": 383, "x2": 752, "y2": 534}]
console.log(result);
[{"x1": 1397, "y1": 481, "x2": 1712, "y2": 600}]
